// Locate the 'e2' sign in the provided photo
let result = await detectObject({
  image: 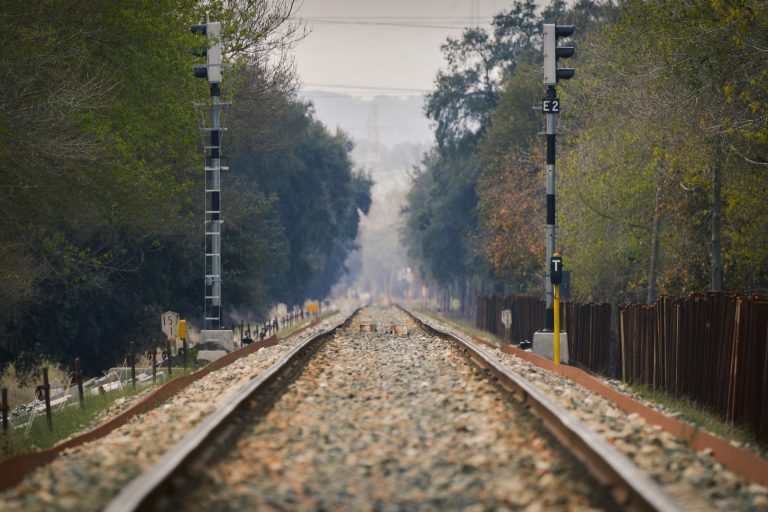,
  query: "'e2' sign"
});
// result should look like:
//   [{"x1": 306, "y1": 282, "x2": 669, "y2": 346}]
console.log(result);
[{"x1": 542, "y1": 98, "x2": 560, "y2": 113}]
